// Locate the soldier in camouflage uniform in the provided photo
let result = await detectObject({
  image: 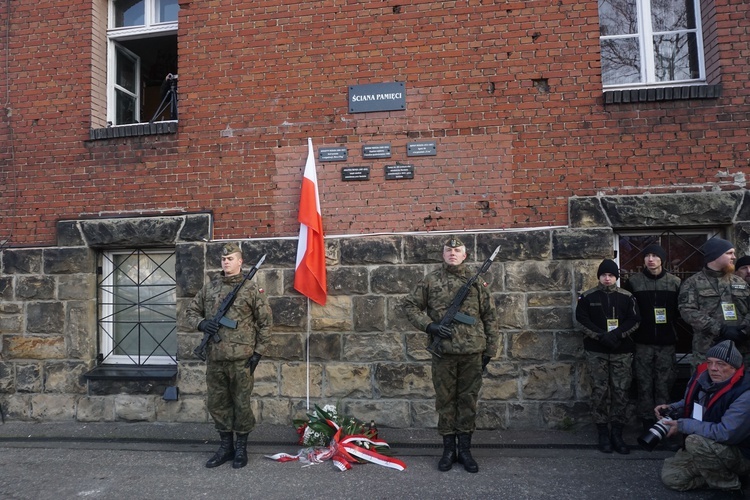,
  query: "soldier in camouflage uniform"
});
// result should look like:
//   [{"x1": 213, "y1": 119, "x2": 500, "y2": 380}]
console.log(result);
[
  {"x1": 622, "y1": 244, "x2": 681, "y2": 436},
  {"x1": 403, "y1": 237, "x2": 499, "y2": 474},
  {"x1": 576, "y1": 259, "x2": 640, "y2": 454},
  {"x1": 658, "y1": 340, "x2": 750, "y2": 493},
  {"x1": 185, "y1": 242, "x2": 272, "y2": 469},
  {"x1": 678, "y1": 238, "x2": 750, "y2": 370}
]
